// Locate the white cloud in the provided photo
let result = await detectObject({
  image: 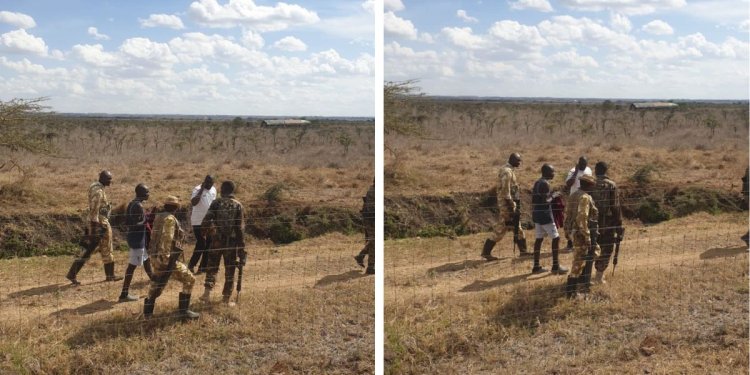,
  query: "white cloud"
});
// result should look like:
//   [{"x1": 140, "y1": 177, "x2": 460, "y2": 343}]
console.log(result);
[
  {"x1": 642, "y1": 20, "x2": 674, "y2": 35},
  {"x1": 180, "y1": 67, "x2": 230, "y2": 85},
  {"x1": 509, "y1": 0, "x2": 554, "y2": 12},
  {"x1": 538, "y1": 16, "x2": 638, "y2": 51},
  {"x1": 419, "y1": 32, "x2": 435, "y2": 44},
  {"x1": 558, "y1": 0, "x2": 686, "y2": 15},
  {"x1": 549, "y1": 49, "x2": 599, "y2": 68},
  {"x1": 139, "y1": 14, "x2": 185, "y2": 29},
  {"x1": 457, "y1": 10, "x2": 478, "y2": 23},
  {"x1": 384, "y1": 0, "x2": 405, "y2": 12},
  {"x1": 740, "y1": 20, "x2": 750, "y2": 33},
  {"x1": 168, "y1": 32, "x2": 270, "y2": 66},
  {"x1": 188, "y1": 0, "x2": 319, "y2": 31},
  {"x1": 384, "y1": 11, "x2": 417, "y2": 40},
  {"x1": 120, "y1": 37, "x2": 178, "y2": 69},
  {"x1": 242, "y1": 29, "x2": 264, "y2": 49},
  {"x1": 488, "y1": 20, "x2": 547, "y2": 52},
  {"x1": 0, "y1": 11, "x2": 36, "y2": 29},
  {"x1": 610, "y1": 13, "x2": 631, "y2": 33},
  {"x1": 0, "y1": 29, "x2": 48, "y2": 56},
  {"x1": 87, "y1": 27, "x2": 110, "y2": 41},
  {"x1": 361, "y1": 0, "x2": 375, "y2": 13},
  {"x1": 273, "y1": 36, "x2": 307, "y2": 51},
  {"x1": 442, "y1": 27, "x2": 486, "y2": 50},
  {"x1": 71, "y1": 44, "x2": 119, "y2": 67}
]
